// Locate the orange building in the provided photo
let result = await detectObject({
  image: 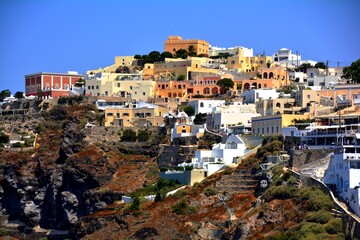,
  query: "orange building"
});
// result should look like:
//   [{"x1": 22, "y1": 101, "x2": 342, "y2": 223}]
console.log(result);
[
  {"x1": 156, "y1": 81, "x2": 188, "y2": 98},
  {"x1": 164, "y1": 36, "x2": 209, "y2": 56},
  {"x1": 186, "y1": 77, "x2": 223, "y2": 97},
  {"x1": 260, "y1": 66, "x2": 289, "y2": 87}
]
